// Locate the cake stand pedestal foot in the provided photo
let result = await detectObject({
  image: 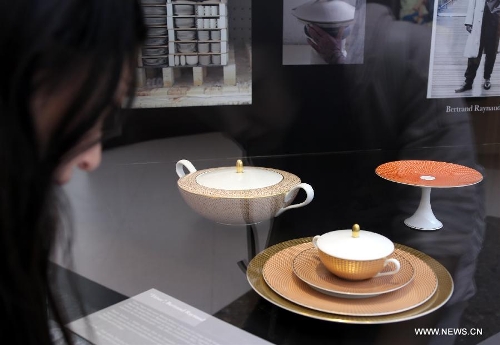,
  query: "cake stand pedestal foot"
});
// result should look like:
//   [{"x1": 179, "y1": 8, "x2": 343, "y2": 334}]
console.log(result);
[{"x1": 404, "y1": 187, "x2": 443, "y2": 231}]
